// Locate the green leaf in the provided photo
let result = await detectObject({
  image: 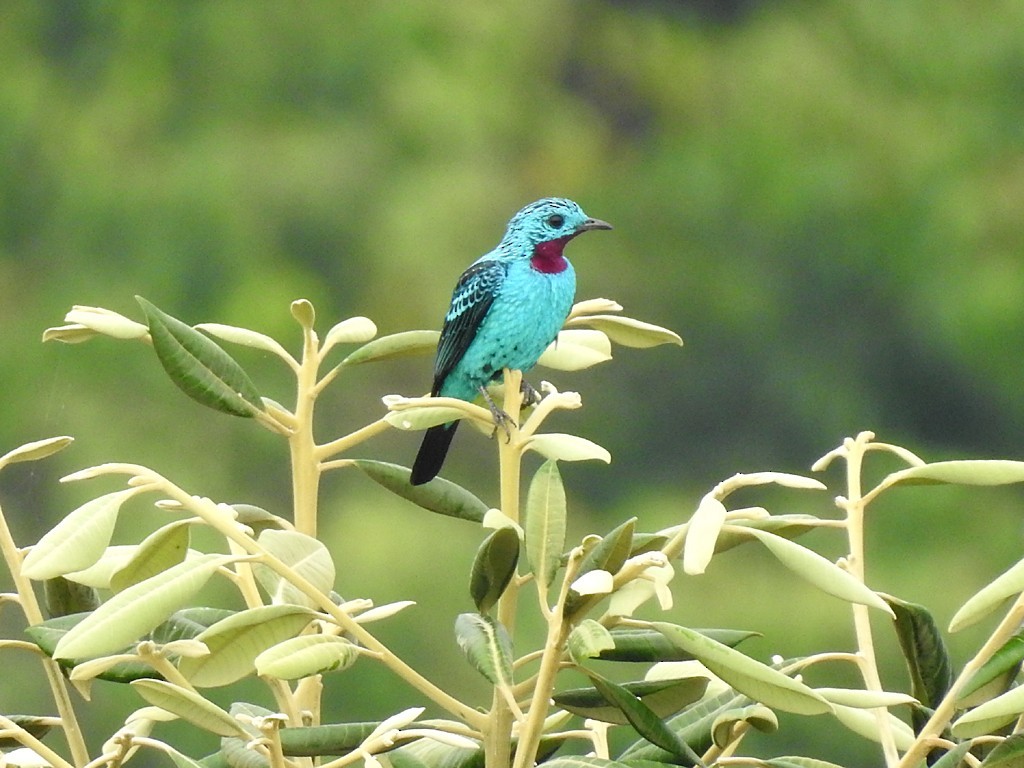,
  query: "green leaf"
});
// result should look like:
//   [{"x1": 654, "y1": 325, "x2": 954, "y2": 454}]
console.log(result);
[
  {"x1": 0, "y1": 436, "x2": 73, "y2": 469},
  {"x1": 340, "y1": 330, "x2": 438, "y2": 366},
  {"x1": 711, "y1": 704, "x2": 778, "y2": 746},
  {"x1": 884, "y1": 460, "x2": 1024, "y2": 488},
  {"x1": 567, "y1": 620, "x2": 616, "y2": 664},
  {"x1": 43, "y1": 576, "x2": 100, "y2": 617},
  {"x1": 177, "y1": 605, "x2": 316, "y2": 687},
  {"x1": 469, "y1": 527, "x2": 520, "y2": 614},
  {"x1": 219, "y1": 703, "x2": 271, "y2": 768},
  {"x1": 980, "y1": 733, "x2": 1024, "y2": 767},
  {"x1": 829, "y1": 703, "x2": 916, "y2": 750},
  {"x1": 535, "y1": 760, "x2": 627, "y2": 768},
  {"x1": 278, "y1": 722, "x2": 401, "y2": 757},
  {"x1": 53, "y1": 554, "x2": 236, "y2": 659},
  {"x1": 742, "y1": 527, "x2": 894, "y2": 615},
  {"x1": 136, "y1": 296, "x2": 264, "y2": 417},
  {"x1": 387, "y1": 738, "x2": 481, "y2": 768},
  {"x1": 255, "y1": 635, "x2": 359, "y2": 680},
  {"x1": 619, "y1": 686, "x2": 751, "y2": 762},
  {"x1": 952, "y1": 683, "x2": 1024, "y2": 738},
  {"x1": 950, "y1": 555, "x2": 1024, "y2": 632},
  {"x1": 0, "y1": 716, "x2": 56, "y2": 749},
  {"x1": 151, "y1": 607, "x2": 235, "y2": 644},
  {"x1": 711, "y1": 514, "x2": 821, "y2": 554},
  {"x1": 653, "y1": 622, "x2": 832, "y2": 715},
  {"x1": 254, "y1": 529, "x2": 335, "y2": 608},
  {"x1": 110, "y1": 520, "x2": 191, "y2": 592},
  {"x1": 682, "y1": 495, "x2": 727, "y2": 575},
  {"x1": 352, "y1": 460, "x2": 487, "y2": 523},
  {"x1": 454, "y1": 613, "x2": 512, "y2": 687},
  {"x1": 525, "y1": 460, "x2": 567, "y2": 590},
  {"x1": 130, "y1": 679, "x2": 246, "y2": 738},
  {"x1": 764, "y1": 759, "x2": 848, "y2": 768},
  {"x1": 885, "y1": 595, "x2": 952, "y2": 722},
  {"x1": 583, "y1": 671, "x2": 702, "y2": 763},
  {"x1": 25, "y1": 613, "x2": 162, "y2": 682},
  {"x1": 960, "y1": 631, "x2": 1024, "y2": 705},
  {"x1": 597, "y1": 627, "x2": 759, "y2": 663},
  {"x1": 522, "y1": 433, "x2": 611, "y2": 463},
  {"x1": 928, "y1": 743, "x2": 973, "y2": 768},
  {"x1": 21, "y1": 489, "x2": 136, "y2": 580},
  {"x1": 570, "y1": 314, "x2": 683, "y2": 348},
  {"x1": 554, "y1": 677, "x2": 708, "y2": 725},
  {"x1": 231, "y1": 504, "x2": 289, "y2": 534},
  {"x1": 564, "y1": 518, "x2": 637, "y2": 618}
]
